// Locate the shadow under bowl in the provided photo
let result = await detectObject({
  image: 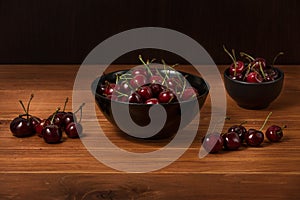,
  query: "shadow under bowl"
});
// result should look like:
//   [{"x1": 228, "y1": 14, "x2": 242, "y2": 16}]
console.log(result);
[
  {"x1": 92, "y1": 69, "x2": 209, "y2": 140},
  {"x1": 224, "y1": 67, "x2": 284, "y2": 110}
]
